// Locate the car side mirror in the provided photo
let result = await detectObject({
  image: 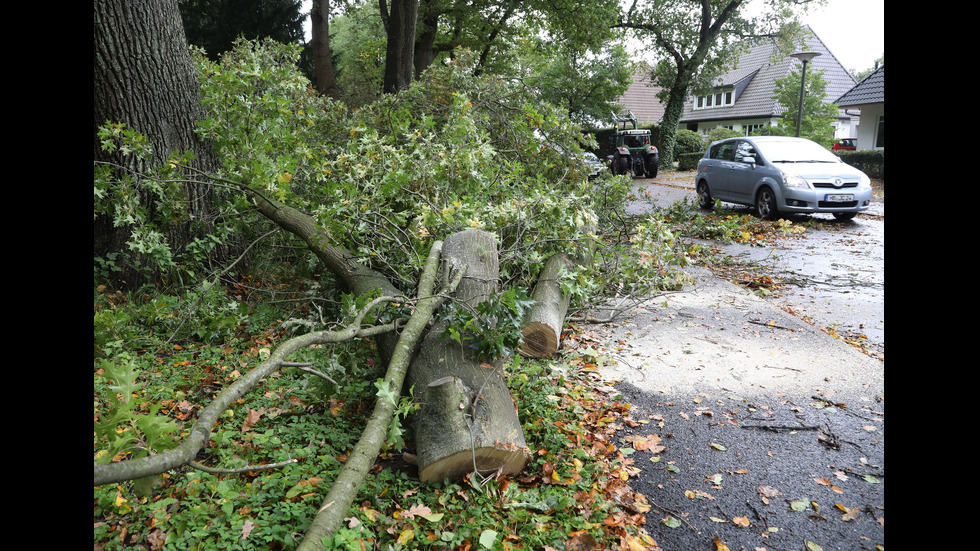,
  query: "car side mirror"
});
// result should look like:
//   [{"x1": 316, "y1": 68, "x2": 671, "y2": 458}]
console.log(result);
[{"x1": 743, "y1": 156, "x2": 756, "y2": 165}]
